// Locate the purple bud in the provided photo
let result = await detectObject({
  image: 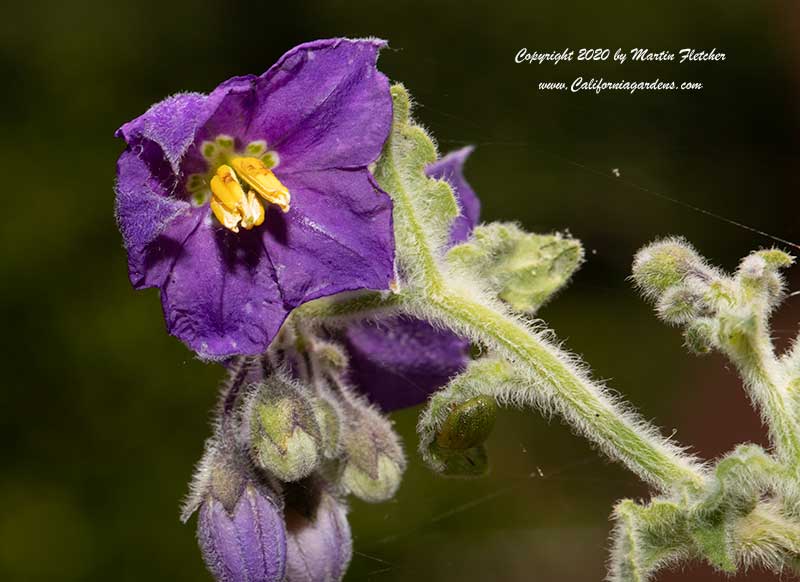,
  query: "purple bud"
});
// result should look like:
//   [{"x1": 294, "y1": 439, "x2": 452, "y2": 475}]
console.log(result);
[
  {"x1": 198, "y1": 484, "x2": 287, "y2": 582},
  {"x1": 188, "y1": 437, "x2": 287, "y2": 582},
  {"x1": 284, "y1": 482, "x2": 352, "y2": 582}
]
